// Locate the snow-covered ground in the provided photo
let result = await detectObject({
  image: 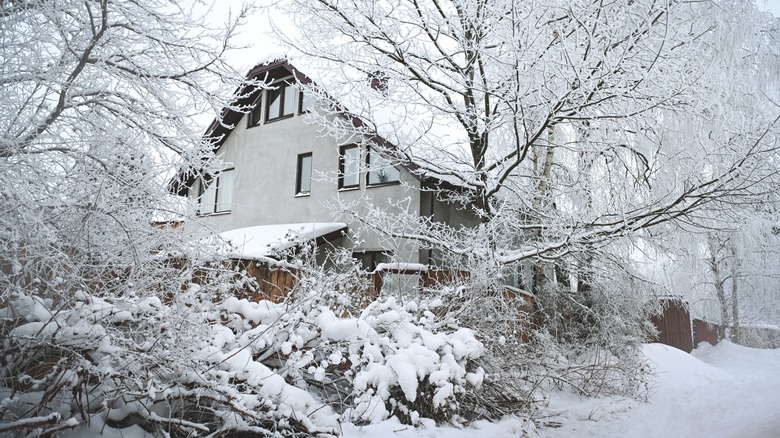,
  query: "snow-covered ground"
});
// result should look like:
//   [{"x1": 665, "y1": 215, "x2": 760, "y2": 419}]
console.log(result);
[{"x1": 343, "y1": 342, "x2": 780, "y2": 438}]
